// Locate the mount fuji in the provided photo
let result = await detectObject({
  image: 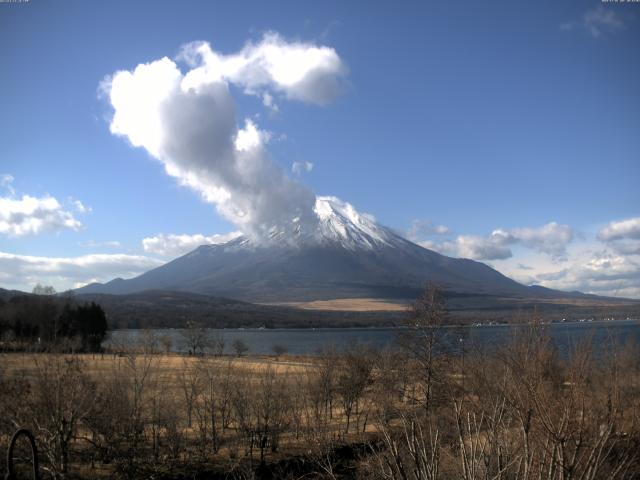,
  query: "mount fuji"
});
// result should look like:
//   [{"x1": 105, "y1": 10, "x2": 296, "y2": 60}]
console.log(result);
[{"x1": 76, "y1": 197, "x2": 577, "y2": 302}]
